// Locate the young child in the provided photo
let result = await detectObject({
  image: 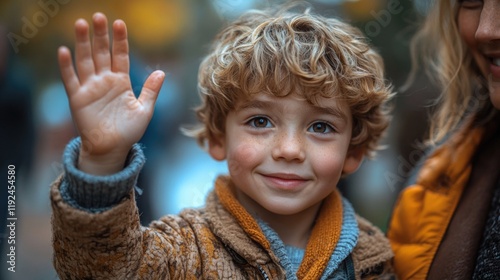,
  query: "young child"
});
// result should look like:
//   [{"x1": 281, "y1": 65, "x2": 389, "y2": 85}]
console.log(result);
[{"x1": 51, "y1": 5, "x2": 394, "y2": 279}]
